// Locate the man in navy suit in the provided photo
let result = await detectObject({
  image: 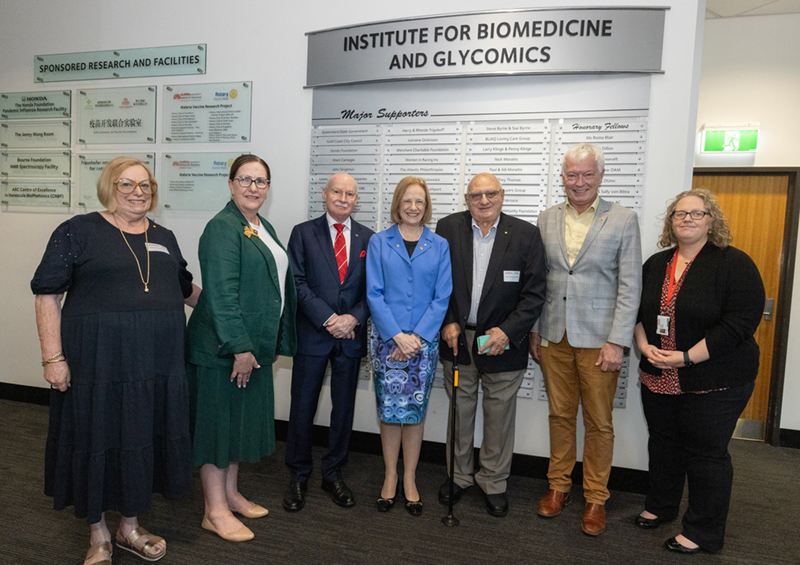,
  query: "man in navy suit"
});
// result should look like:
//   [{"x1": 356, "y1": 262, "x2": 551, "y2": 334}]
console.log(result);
[{"x1": 284, "y1": 173, "x2": 374, "y2": 511}]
